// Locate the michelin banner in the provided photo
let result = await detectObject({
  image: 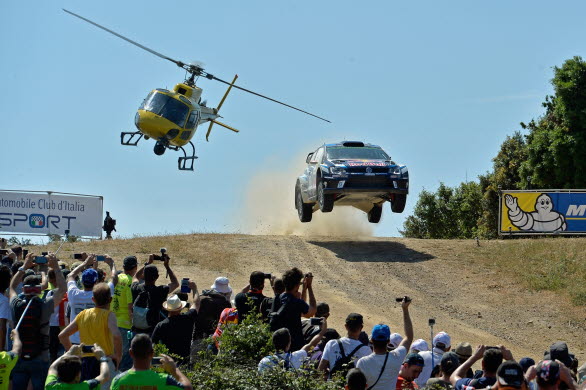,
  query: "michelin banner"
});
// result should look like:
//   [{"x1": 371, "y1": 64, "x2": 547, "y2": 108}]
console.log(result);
[
  {"x1": 0, "y1": 191, "x2": 103, "y2": 237},
  {"x1": 500, "y1": 190, "x2": 586, "y2": 234}
]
